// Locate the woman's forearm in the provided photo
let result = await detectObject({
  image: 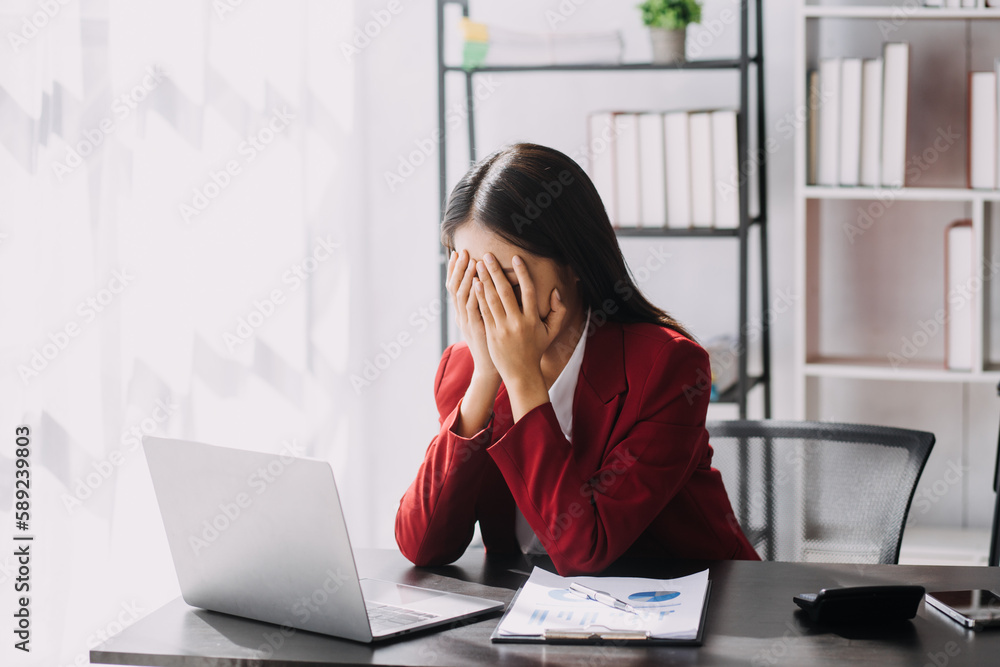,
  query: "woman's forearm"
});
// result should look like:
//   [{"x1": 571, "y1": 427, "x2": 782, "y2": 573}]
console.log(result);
[{"x1": 454, "y1": 372, "x2": 501, "y2": 438}]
